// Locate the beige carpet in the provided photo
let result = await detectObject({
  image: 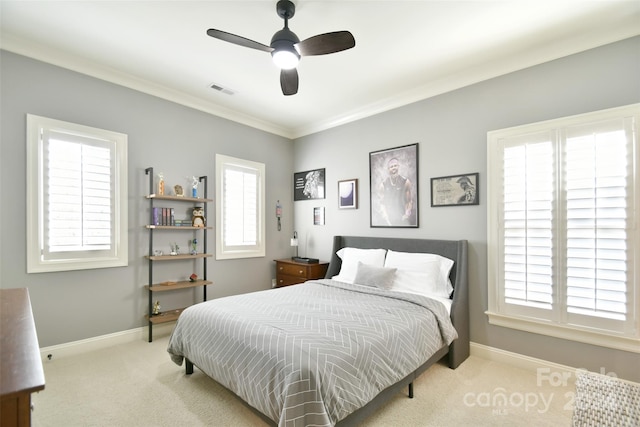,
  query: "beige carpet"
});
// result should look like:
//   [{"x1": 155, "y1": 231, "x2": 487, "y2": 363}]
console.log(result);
[{"x1": 32, "y1": 334, "x2": 574, "y2": 426}]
